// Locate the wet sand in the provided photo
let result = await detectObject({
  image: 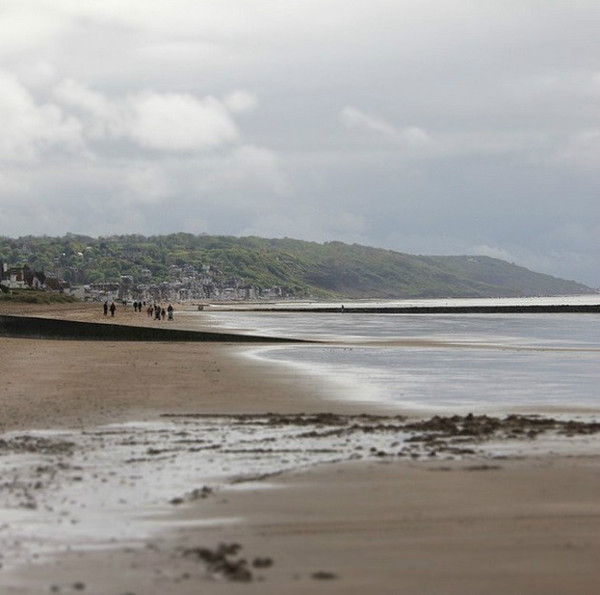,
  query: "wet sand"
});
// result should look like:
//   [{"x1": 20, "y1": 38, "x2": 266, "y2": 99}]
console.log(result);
[{"x1": 1, "y1": 302, "x2": 600, "y2": 594}]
